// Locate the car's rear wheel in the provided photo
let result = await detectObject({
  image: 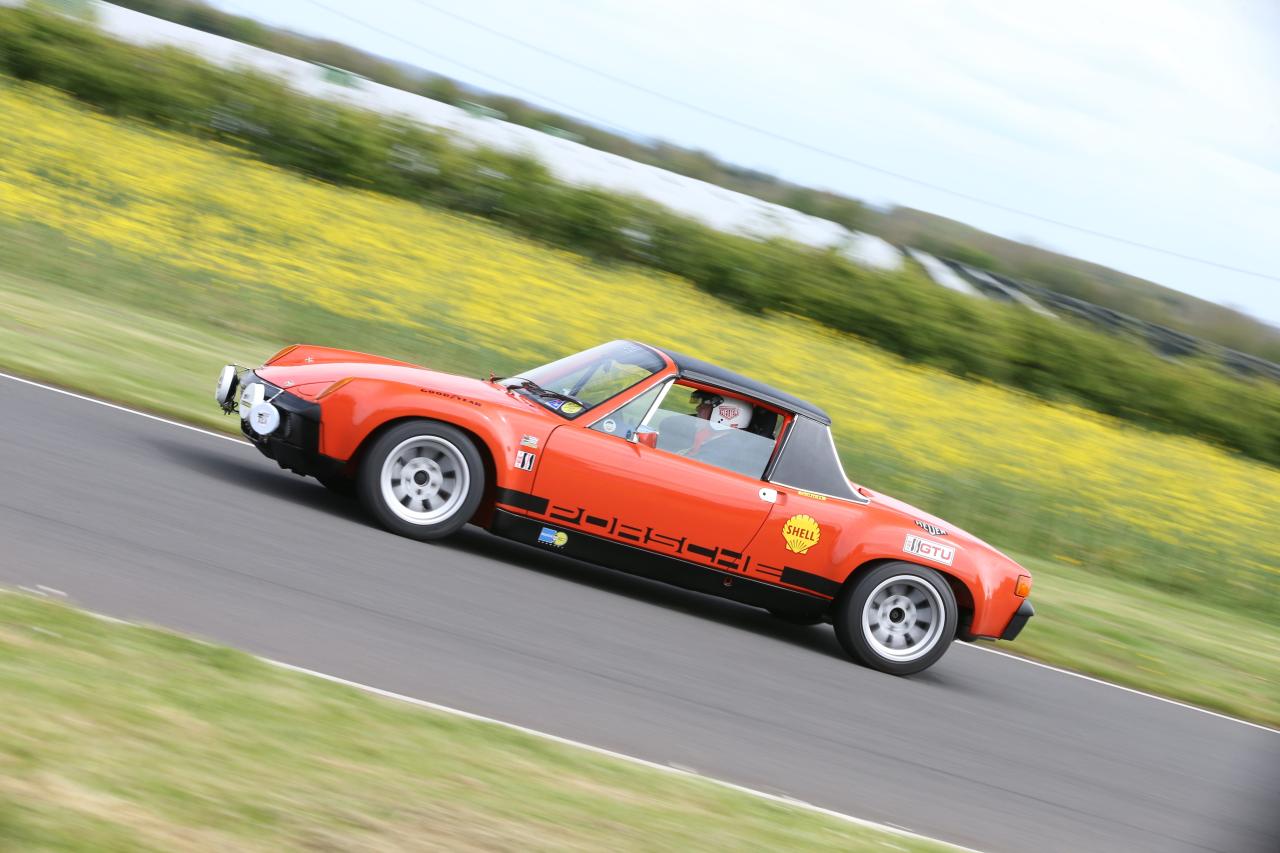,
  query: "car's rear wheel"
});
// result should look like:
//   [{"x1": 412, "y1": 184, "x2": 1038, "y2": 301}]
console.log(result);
[
  {"x1": 357, "y1": 420, "x2": 485, "y2": 540},
  {"x1": 834, "y1": 561, "x2": 957, "y2": 675}
]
